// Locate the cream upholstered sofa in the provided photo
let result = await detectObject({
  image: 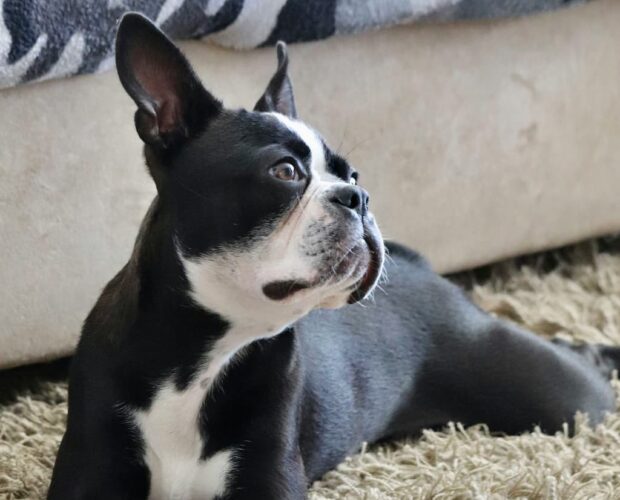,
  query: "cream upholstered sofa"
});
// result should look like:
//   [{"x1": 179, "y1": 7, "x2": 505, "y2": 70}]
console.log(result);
[{"x1": 1, "y1": 0, "x2": 620, "y2": 369}]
